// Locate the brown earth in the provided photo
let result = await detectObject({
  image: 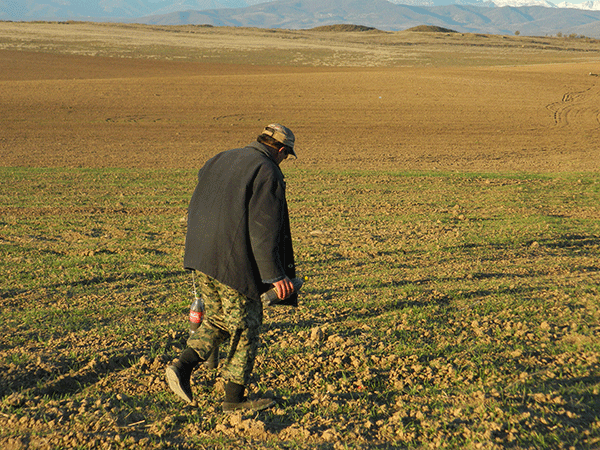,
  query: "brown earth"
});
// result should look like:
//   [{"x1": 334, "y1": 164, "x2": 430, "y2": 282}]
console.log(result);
[
  {"x1": 1, "y1": 22, "x2": 600, "y2": 450},
  {"x1": 1, "y1": 22, "x2": 599, "y2": 173}
]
